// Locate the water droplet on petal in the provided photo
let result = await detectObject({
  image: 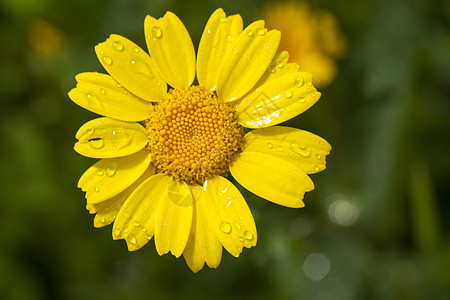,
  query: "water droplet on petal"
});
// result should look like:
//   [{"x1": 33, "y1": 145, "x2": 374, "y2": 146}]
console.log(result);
[
  {"x1": 132, "y1": 46, "x2": 140, "y2": 53},
  {"x1": 285, "y1": 90, "x2": 293, "y2": 98},
  {"x1": 244, "y1": 230, "x2": 254, "y2": 241},
  {"x1": 276, "y1": 145, "x2": 284, "y2": 152},
  {"x1": 100, "y1": 88, "x2": 106, "y2": 95},
  {"x1": 291, "y1": 143, "x2": 311, "y2": 157},
  {"x1": 87, "y1": 94, "x2": 104, "y2": 111},
  {"x1": 89, "y1": 139, "x2": 104, "y2": 149},
  {"x1": 219, "y1": 17, "x2": 229, "y2": 23},
  {"x1": 94, "y1": 185, "x2": 100, "y2": 192},
  {"x1": 102, "y1": 56, "x2": 112, "y2": 65},
  {"x1": 112, "y1": 41, "x2": 124, "y2": 51},
  {"x1": 132, "y1": 221, "x2": 140, "y2": 227},
  {"x1": 220, "y1": 222, "x2": 232, "y2": 234},
  {"x1": 239, "y1": 236, "x2": 244, "y2": 242},
  {"x1": 268, "y1": 66, "x2": 276, "y2": 73},
  {"x1": 128, "y1": 234, "x2": 137, "y2": 245},
  {"x1": 104, "y1": 163, "x2": 117, "y2": 177},
  {"x1": 99, "y1": 215, "x2": 105, "y2": 223},
  {"x1": 235, "y1": 223, "x2": 242, "y2": 230},
  {"x1": 267, "y1": 142, "x2": 273, "y2": 149},
  {"x1": 295, "y1": 77, "x2": 304, "y2": 87},
  {"x1": 96, "y1": 170, "x2": 104, "y2": 176},
  {"x1": 232, "y1": 47, "x2": 239, "y2": 55},
  {"x1": 144, "y1": 233, "x2": 152, "y2": 240},
  {"x1": 298, "y1": 97, "x2": 306, "y2": 103},
  {"x1": 152, "y1": 26, "x2": 162, "y2": 38},
  {"x1": 87, "y1": 126, "x2": 94, "y2": 135},
  {"x1": 277, "y1": 62, "x2": 284, "y2": 68},
  {"x1": 257, "y1": 28, "x2": 266, "y2": 36},
  {"x1": 247, "y1": 30, "x2": 253, "y2": 36},
  {"x1": 316, "y1": 153, "x2": 322, "y2": 159},
  {"x1": 306, "y1": 81, "x2": 312, "y2": 86},
  {"x1": 114, "y1": 228, "x2": 121, "y2": 236},
  {"x1": 311, "y1": 93, "x2": 316, "y2": 98},
  {"x1": 314, "y1": 165, "x2": 320, "y2": 172}
]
